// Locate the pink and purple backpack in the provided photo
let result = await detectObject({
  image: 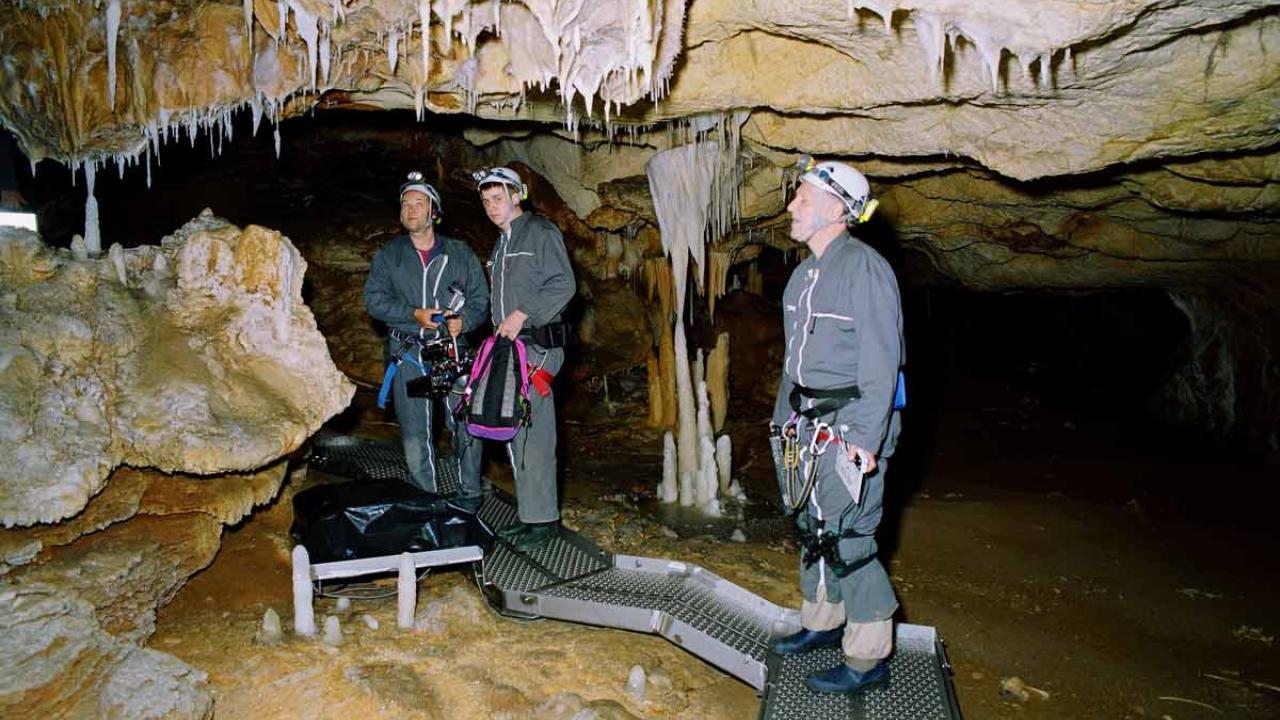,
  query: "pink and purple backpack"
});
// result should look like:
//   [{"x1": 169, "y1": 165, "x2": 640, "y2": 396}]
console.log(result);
[{"x1": 456, "y1": 336, "x2": 530, "y2": 441}]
